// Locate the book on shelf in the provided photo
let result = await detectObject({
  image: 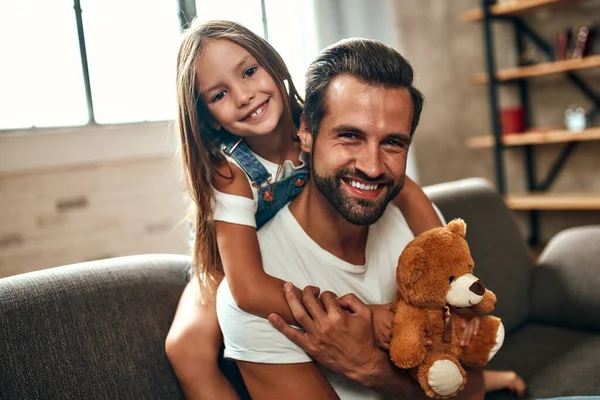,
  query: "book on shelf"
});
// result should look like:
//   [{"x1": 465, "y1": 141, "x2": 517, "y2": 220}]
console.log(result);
[{"x1": 572, "y1": 25, "x2": 592, "y2": 59}]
